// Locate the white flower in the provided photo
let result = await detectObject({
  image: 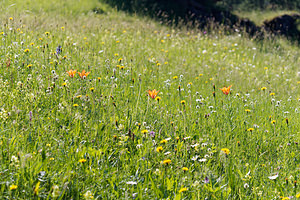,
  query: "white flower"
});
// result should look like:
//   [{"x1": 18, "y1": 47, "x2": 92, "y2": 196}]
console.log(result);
[
  {"x1": 268, "y1": 174, "x2": 278, "y2": 180},
  {"x1": 126, "y1": 181, "x2": 137, "y2": 185}
]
